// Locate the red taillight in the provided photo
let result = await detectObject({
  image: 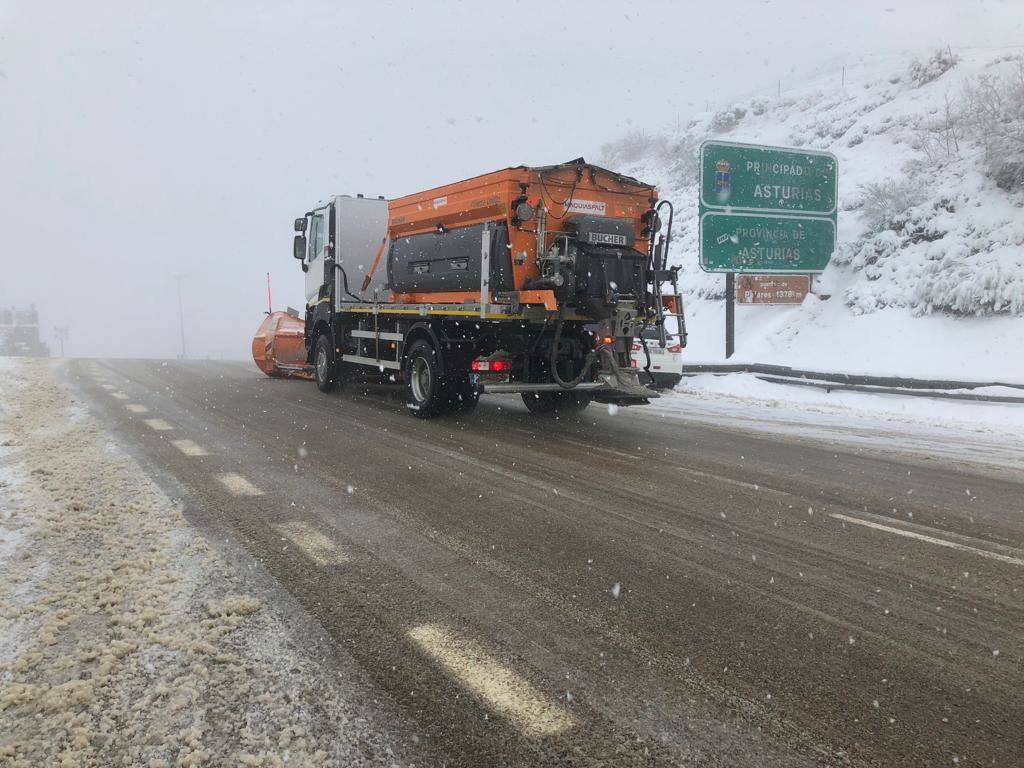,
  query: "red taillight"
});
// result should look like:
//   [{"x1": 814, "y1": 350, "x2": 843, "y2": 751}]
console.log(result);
[
  {"x1": 471, "y1": 358, "x2": 511, "y2": 373},
  {"x1": 631, "y1": 343, "x2": 641, "y2": 352},
  {"x1": 667, "y1": 344, "x2": 682, "y2": 353},
  {"x1": 601, "y1": 335, "x2": 615, "y2": 346}
]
